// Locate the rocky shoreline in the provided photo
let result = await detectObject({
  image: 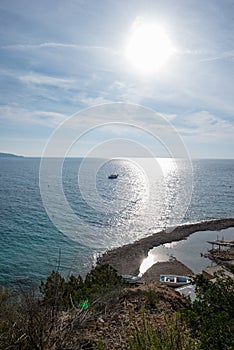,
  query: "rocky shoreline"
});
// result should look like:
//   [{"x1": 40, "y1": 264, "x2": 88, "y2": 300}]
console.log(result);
[{"x1": 98, "y1": 218, "x2": 234, "y2": 279}]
